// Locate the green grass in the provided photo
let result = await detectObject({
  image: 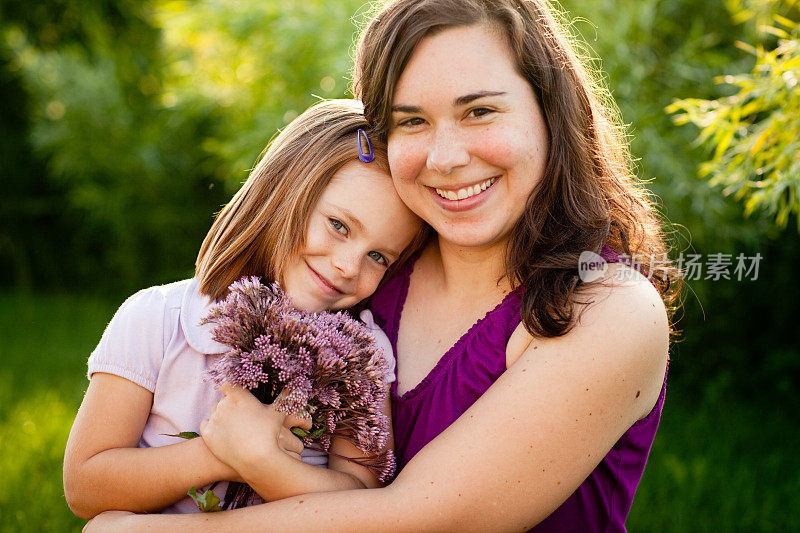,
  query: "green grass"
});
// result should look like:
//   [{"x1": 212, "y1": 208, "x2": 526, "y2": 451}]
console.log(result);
[
  {"x1": 628, "y1": 376, "x2": 800, "y2": 532},
  {"x1": 0, "y1": 291, "x2": 797, "y2": 531},
  {"x1": 0, "y1": 292, "x2": 116, "y2": 532}
]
